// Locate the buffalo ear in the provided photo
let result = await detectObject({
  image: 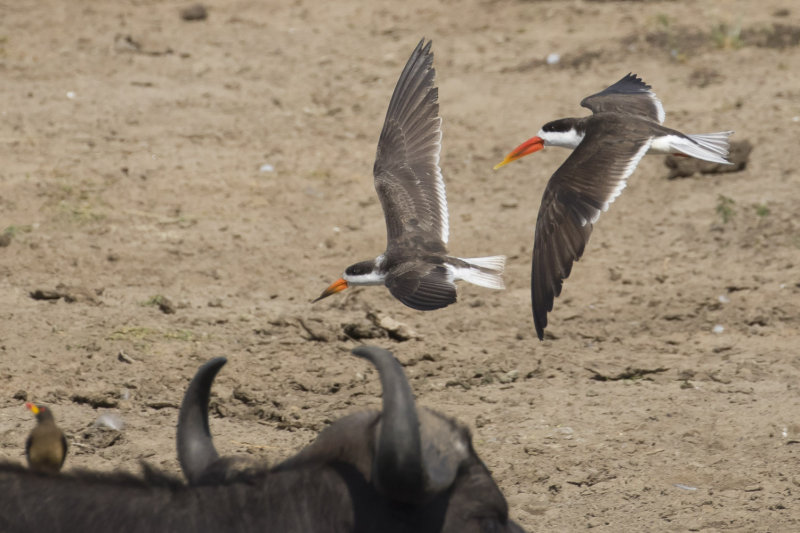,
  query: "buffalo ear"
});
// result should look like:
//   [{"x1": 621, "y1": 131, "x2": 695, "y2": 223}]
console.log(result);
[
  {"x1": 416, "y1": 409, "x2": 470, "y2": 494},
  {"x1": 177, "y1": 357, "x2": 227, "y2": 485}
]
